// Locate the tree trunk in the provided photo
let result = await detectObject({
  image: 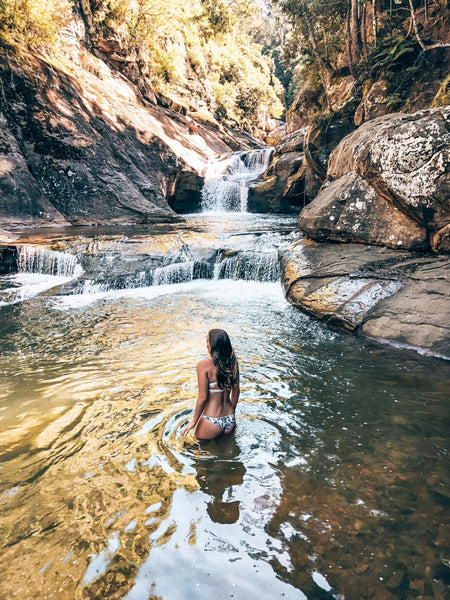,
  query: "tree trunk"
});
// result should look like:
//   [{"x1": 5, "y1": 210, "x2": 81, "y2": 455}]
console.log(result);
[
  {"x1": 346, "y1": 6, "x2": 355, "y2": 77},
  {"x1": 298, "y1": 7, "x2": 333, "y2": 109},
  {"x1": 350, "y1": 0, "x2": 361, "y2": 62},
  {"x1": 372, "y1": 0, "x2": 377, "y2": 46},
  {"x1": 362, "y1": 3, "x2": 367, "y2": 56}
]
